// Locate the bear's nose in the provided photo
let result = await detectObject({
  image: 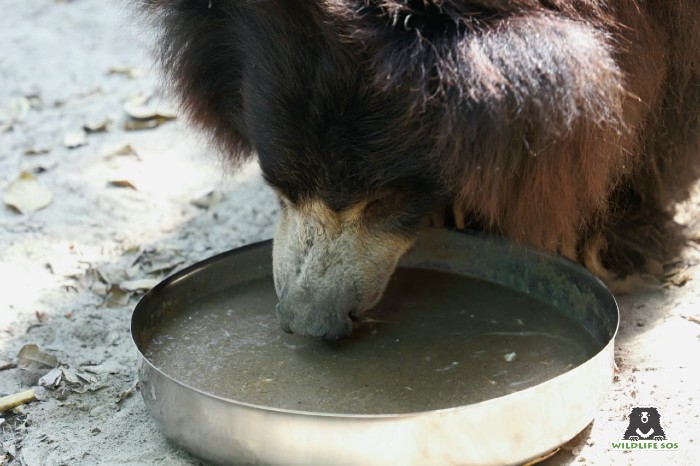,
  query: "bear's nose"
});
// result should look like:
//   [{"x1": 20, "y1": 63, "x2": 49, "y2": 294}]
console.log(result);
[
  {"x1": 641, "y1": 412, "x2": 648, "y2": 423},
  {"x1": 275, "y1": 300, "x2": 353, "y2": 340}
]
